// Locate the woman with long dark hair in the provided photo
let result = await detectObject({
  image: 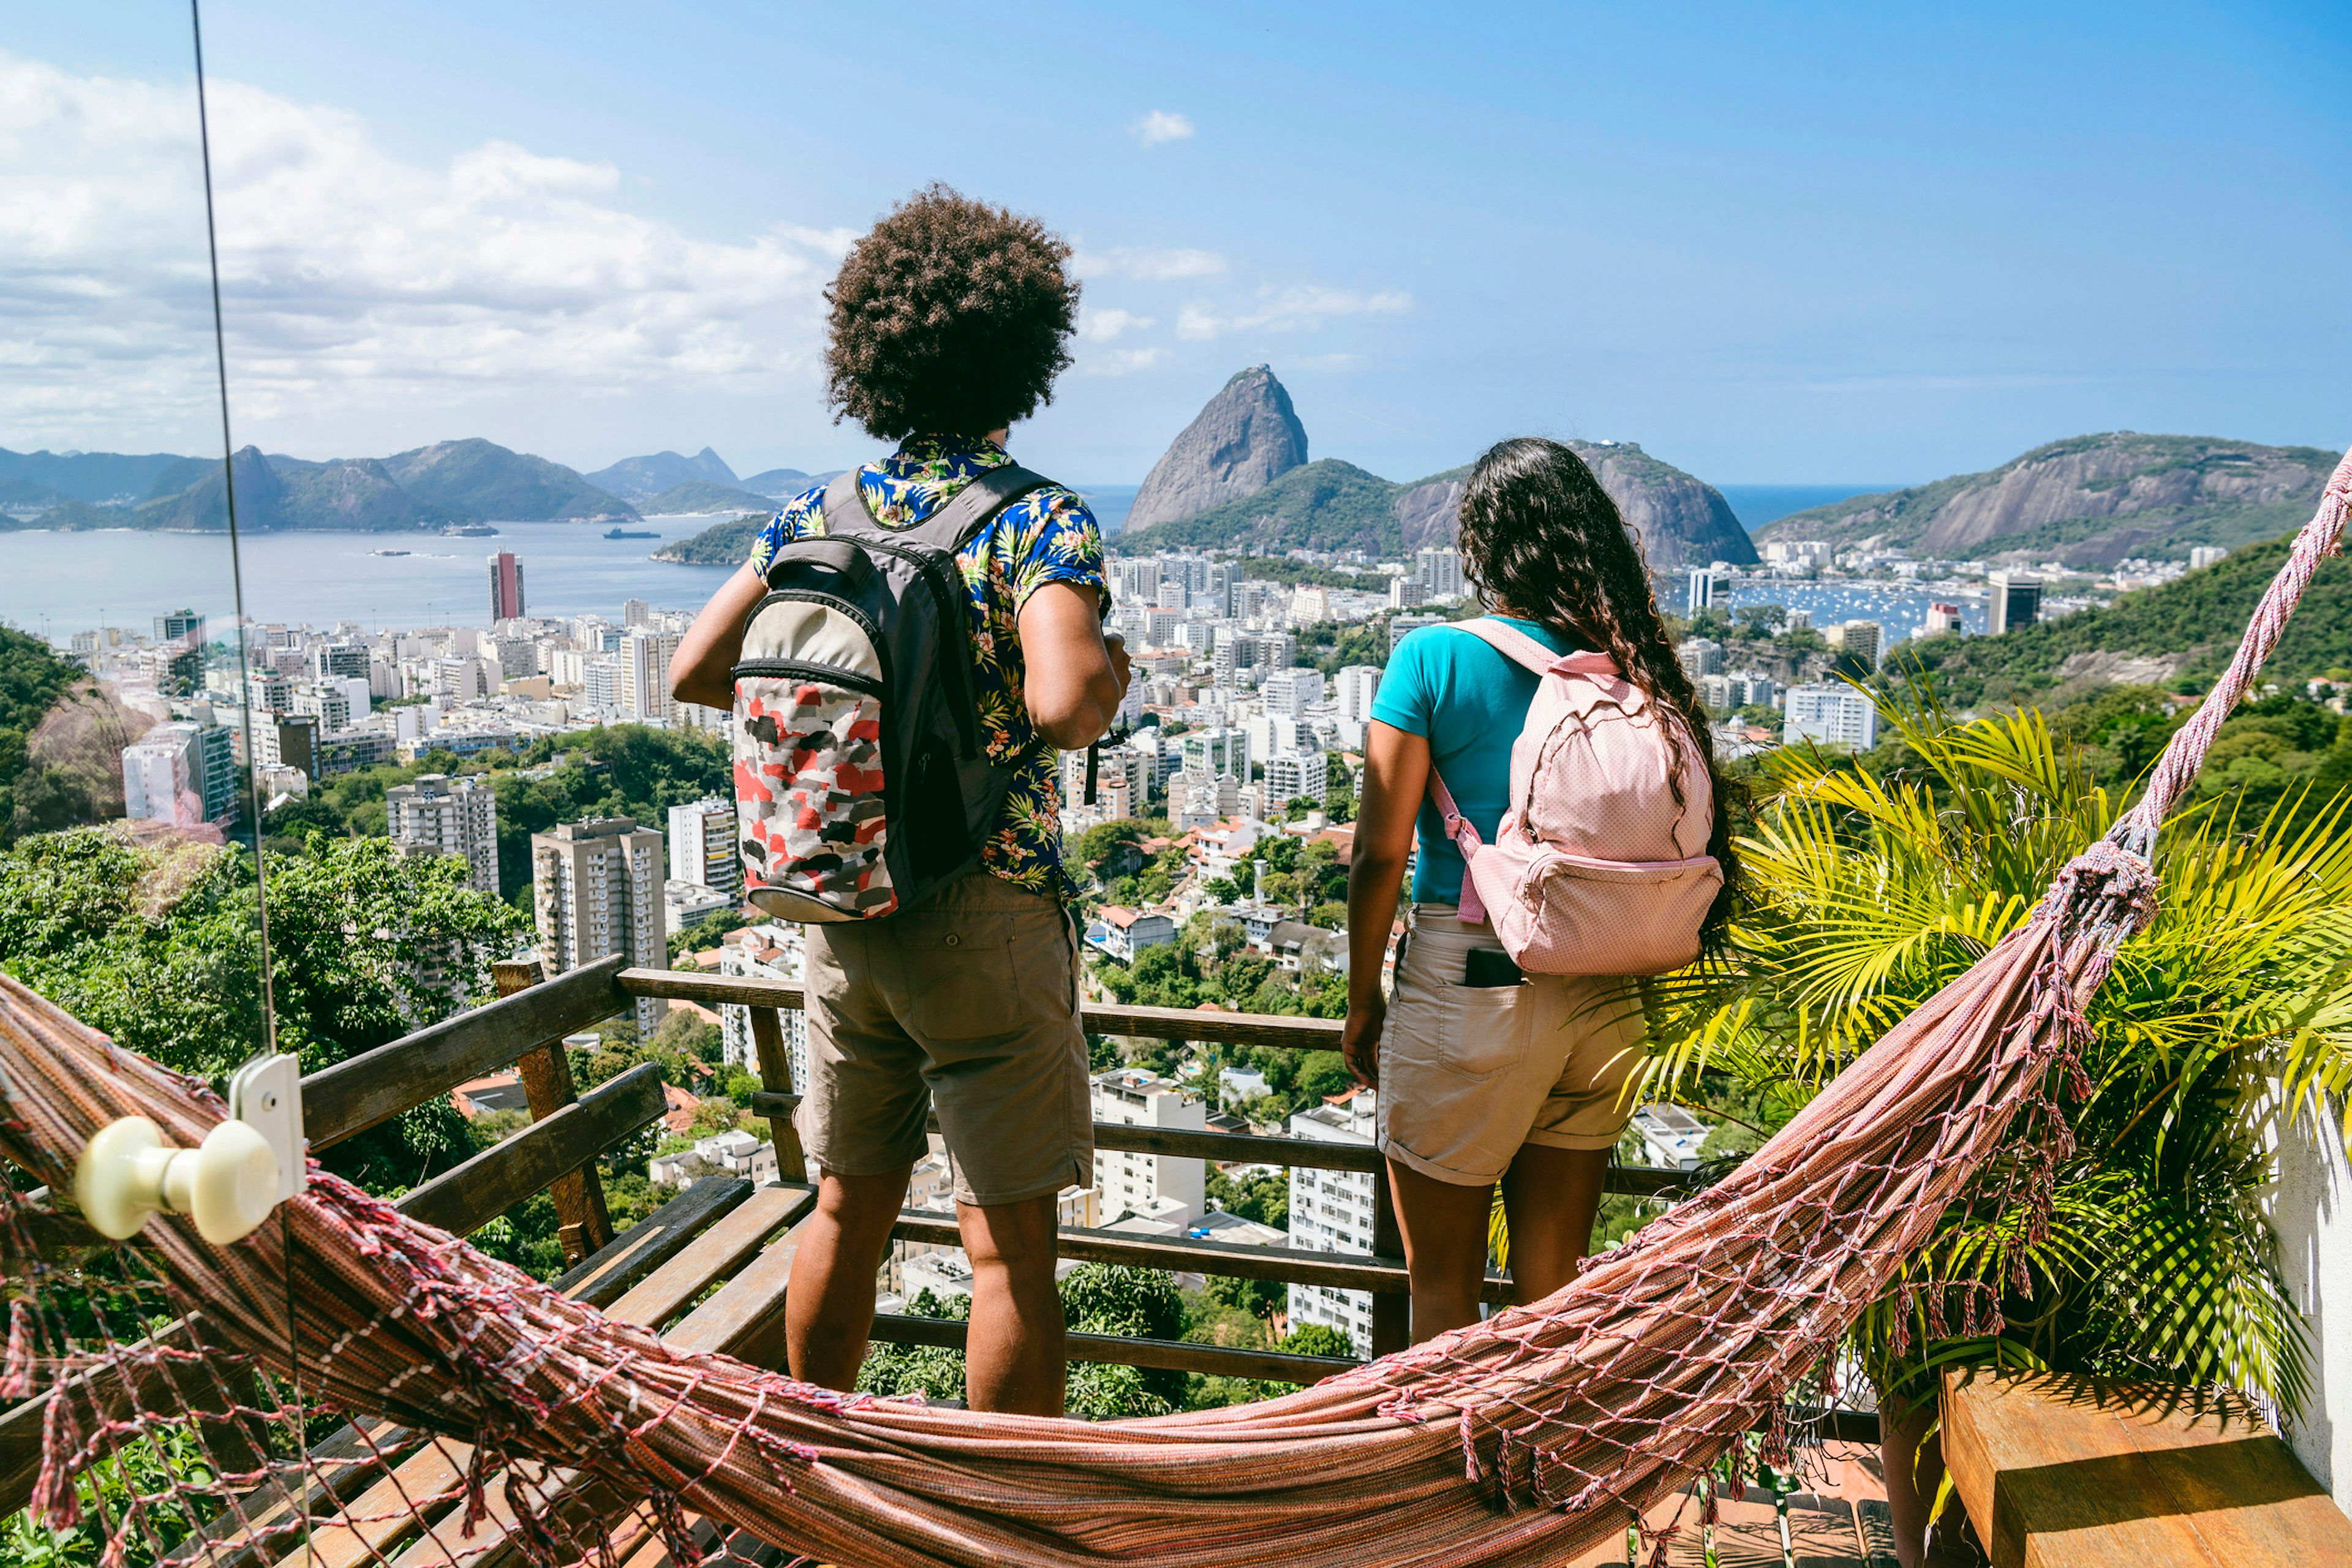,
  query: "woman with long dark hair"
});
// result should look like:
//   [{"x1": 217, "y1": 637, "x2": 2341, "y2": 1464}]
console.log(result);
[{"x1": 1341, "y1": 435, "x2": 1738, "y2": 1341}]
